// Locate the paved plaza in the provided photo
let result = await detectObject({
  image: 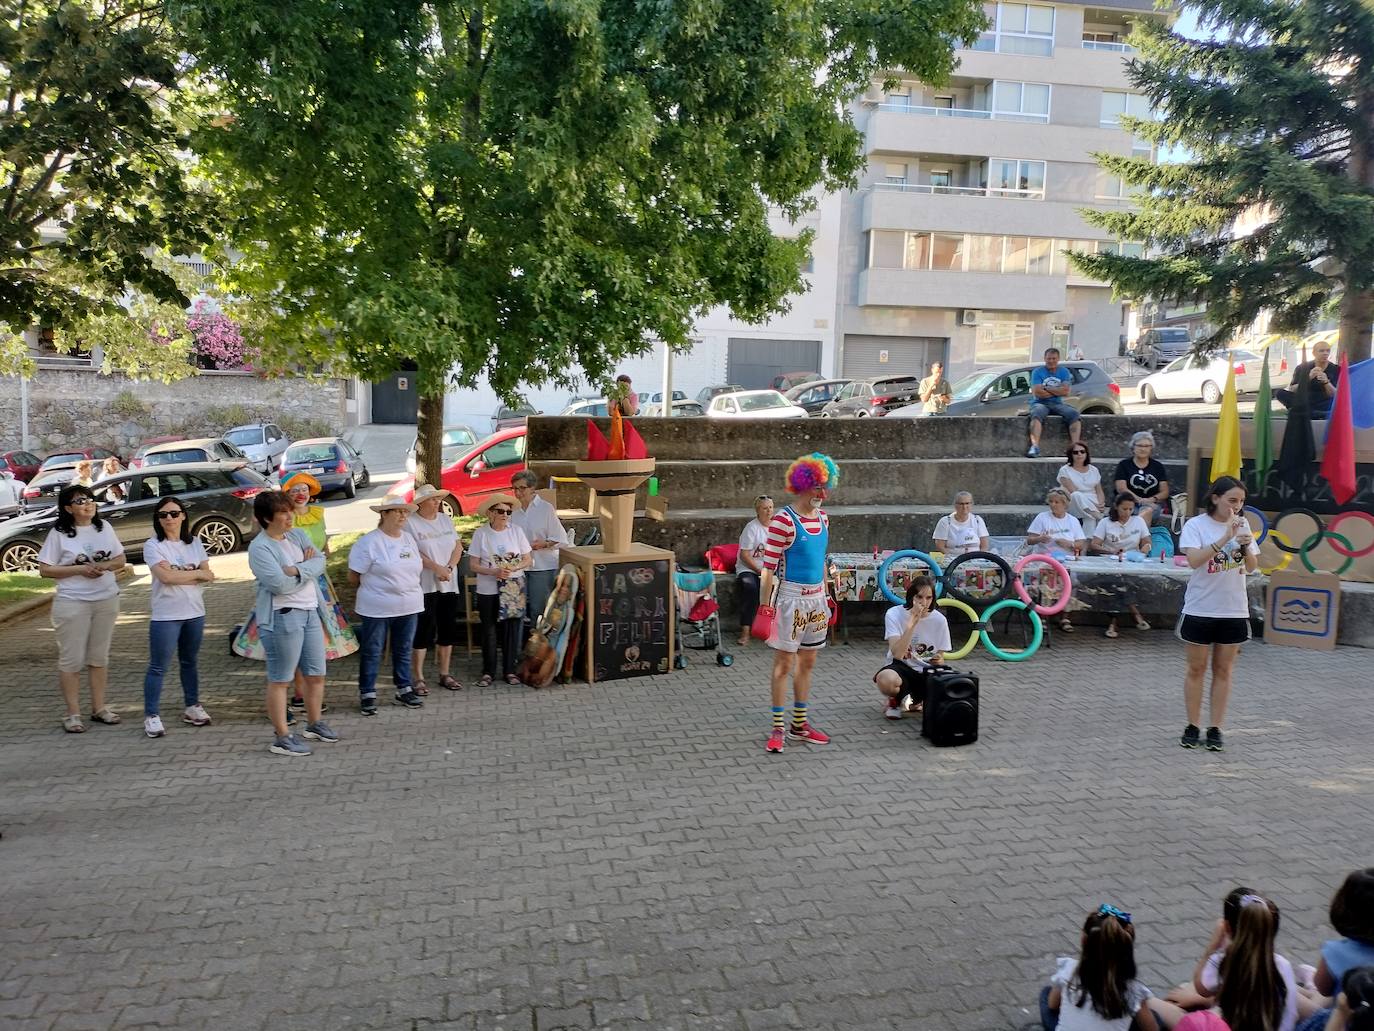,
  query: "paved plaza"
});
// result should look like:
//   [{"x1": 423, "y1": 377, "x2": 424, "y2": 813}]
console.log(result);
[{"x1": 1, "y1": 557, "x2": 1370, "y2": 1030}]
